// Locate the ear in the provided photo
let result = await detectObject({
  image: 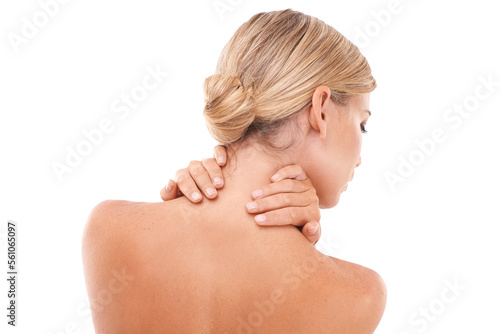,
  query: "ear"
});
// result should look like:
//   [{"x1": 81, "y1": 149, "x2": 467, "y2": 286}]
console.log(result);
[{"x1": 307, "y1": 86, "x2": 331, "y2": 139}]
